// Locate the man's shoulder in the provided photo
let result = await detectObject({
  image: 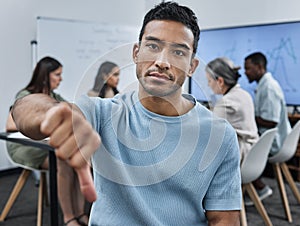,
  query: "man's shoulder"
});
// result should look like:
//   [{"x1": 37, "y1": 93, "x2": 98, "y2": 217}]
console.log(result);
[
  {"x1": 258, "y1": 73, "x2": 284, "y2": 98},
  {"x1": 260, "y1": 73, "x2": 280, "y2": 88},
  {"x1": 193, "y1": 102, "x2": 236, "y2": 136}
]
